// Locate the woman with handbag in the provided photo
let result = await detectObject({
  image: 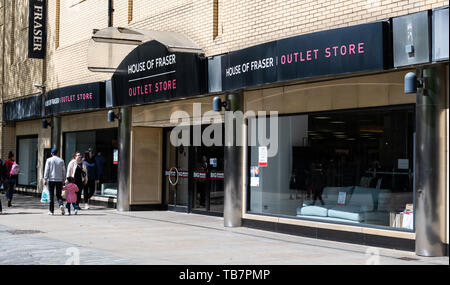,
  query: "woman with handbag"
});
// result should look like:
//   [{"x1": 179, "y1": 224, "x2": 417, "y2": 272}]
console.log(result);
[
  {"x1": 5, "y1": 151, "x2": 19, "y2": 208},
  {"x1": 66, "y1": 152, "x2": 87, "y2": 210}
]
